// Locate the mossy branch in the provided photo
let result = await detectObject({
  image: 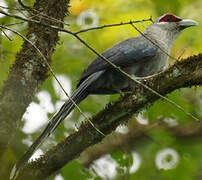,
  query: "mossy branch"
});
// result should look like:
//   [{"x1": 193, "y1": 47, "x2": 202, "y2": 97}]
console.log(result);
[{"x1": 18, "y1": 54, "x2": 202, "y2": 179}]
